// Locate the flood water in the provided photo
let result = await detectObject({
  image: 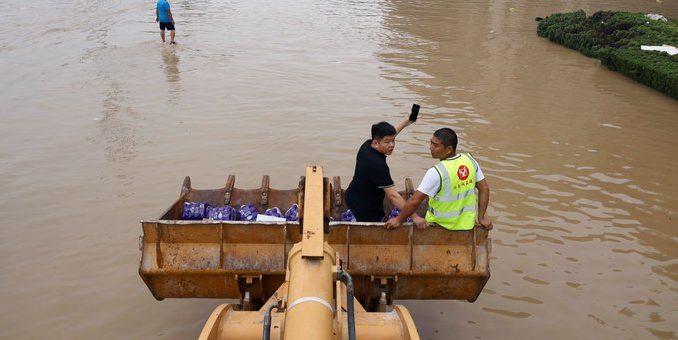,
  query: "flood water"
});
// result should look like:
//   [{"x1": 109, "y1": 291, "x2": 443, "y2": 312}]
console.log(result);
[{"x1": 1, "y1": 0, "x2": 677, "y2": 339}]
